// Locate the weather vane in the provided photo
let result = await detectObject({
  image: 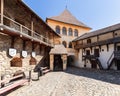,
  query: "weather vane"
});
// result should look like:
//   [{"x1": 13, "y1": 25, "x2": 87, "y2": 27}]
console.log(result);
[{"x1": 65, "y1": 0, "x2": 68, "y2": 9}]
